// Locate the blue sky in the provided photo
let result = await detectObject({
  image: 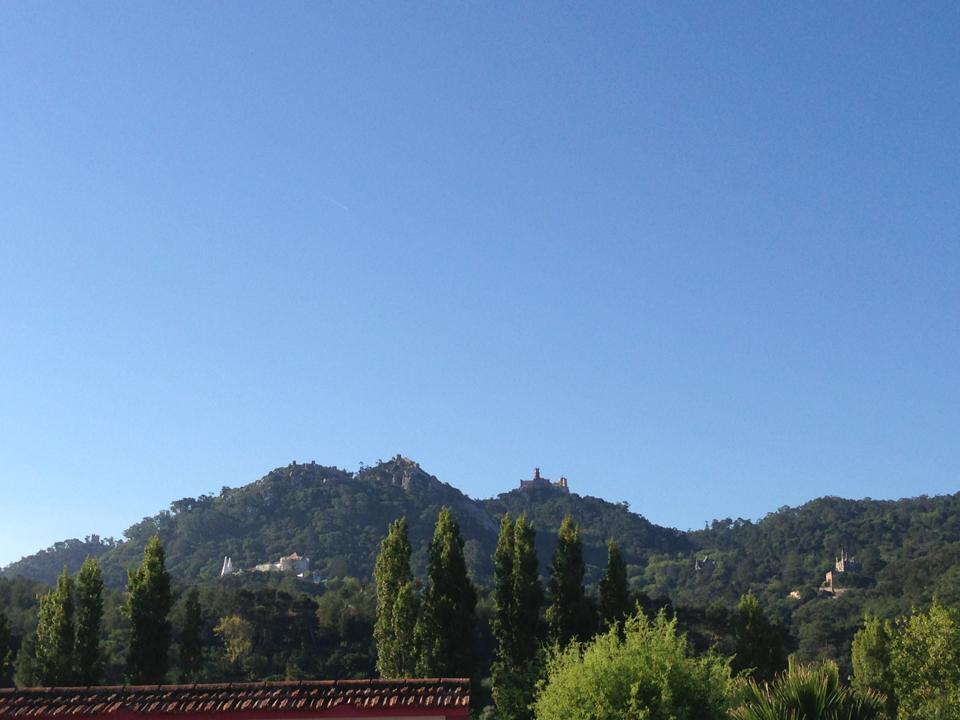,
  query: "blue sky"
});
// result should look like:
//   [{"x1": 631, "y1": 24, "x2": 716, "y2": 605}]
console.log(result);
[{"x1": 1, "y1": 3, "x2": 958, "y2": 567}]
